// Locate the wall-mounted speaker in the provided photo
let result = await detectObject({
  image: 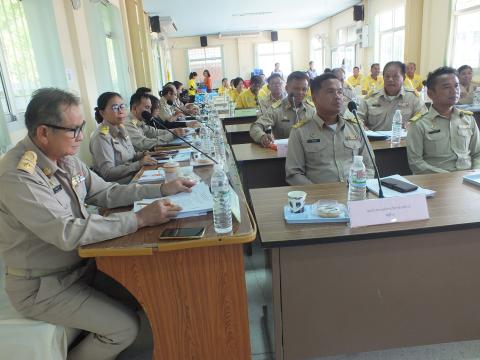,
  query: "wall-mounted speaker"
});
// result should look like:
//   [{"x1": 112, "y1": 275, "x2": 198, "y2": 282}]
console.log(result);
[
  {"x1": 271, "y1": 31, "x2": 278, "y2": 42},
  {"x1": 150, "y1": 16, "x2": 160, "y2": 33},
  {"x1": 200, "y1": 35, "x2": 208, "y2": 47},
  {"x1": 353, "y1": 5, "x2": 364, "y2": 21}
]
